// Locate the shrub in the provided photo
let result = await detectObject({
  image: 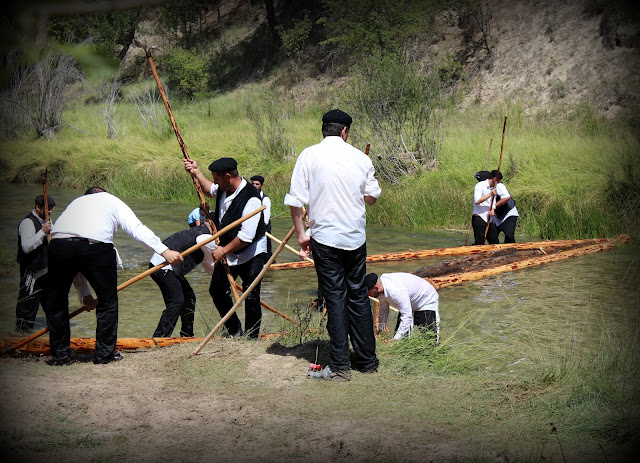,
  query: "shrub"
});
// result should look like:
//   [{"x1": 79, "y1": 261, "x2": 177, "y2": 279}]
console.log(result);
[{"x1": 162, "y1": 47, "x2": 209, "y2": 99}]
